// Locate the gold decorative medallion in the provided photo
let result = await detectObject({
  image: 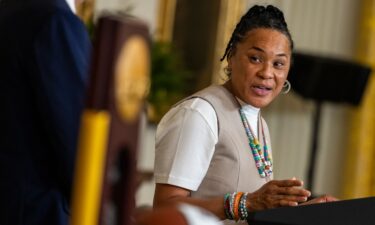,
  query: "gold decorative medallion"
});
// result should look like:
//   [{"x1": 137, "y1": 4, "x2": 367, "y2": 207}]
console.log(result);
[{"x1": 114, "y1": 35, "x2": 150, "y2": 122}]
